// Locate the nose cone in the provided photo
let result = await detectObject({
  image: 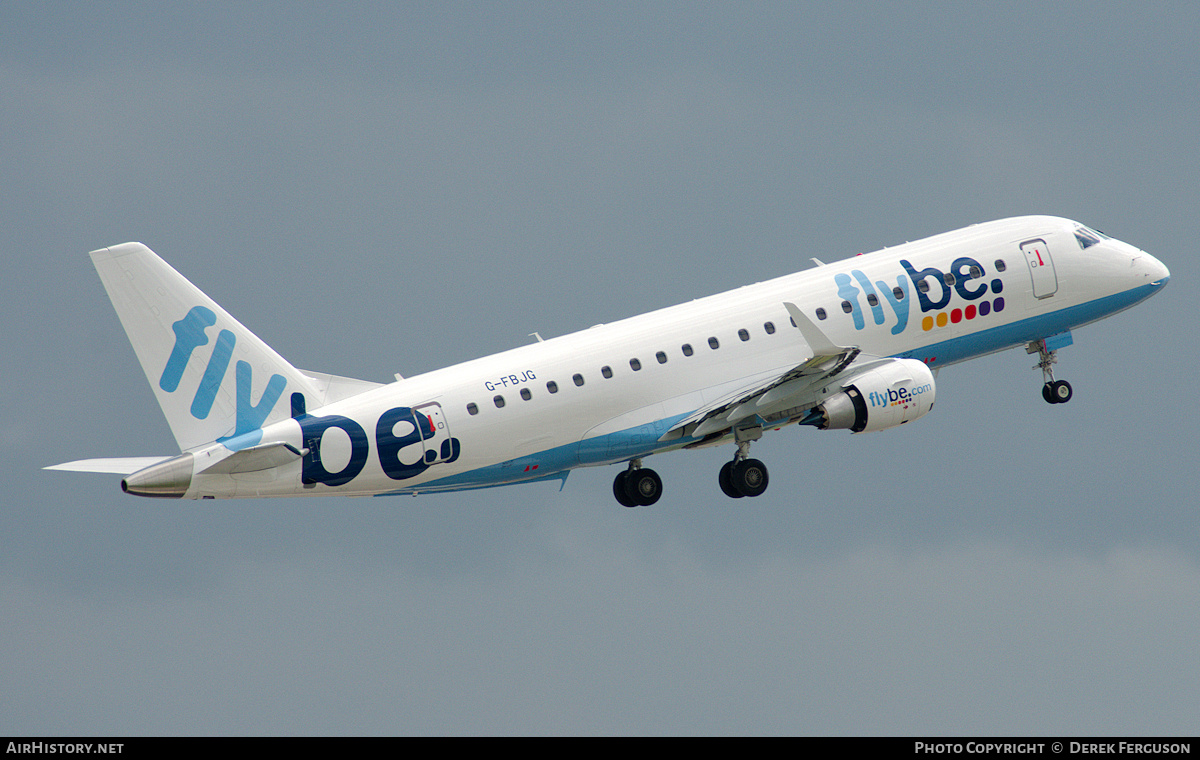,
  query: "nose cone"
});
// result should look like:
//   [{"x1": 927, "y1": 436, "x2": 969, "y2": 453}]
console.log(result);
[
  {"x1": 1112, "y1": 236, "x2": 1170, "y2": 290},
  {"x1": 1140, "y1": 251, "x2": 1170, "y2": 287}
]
